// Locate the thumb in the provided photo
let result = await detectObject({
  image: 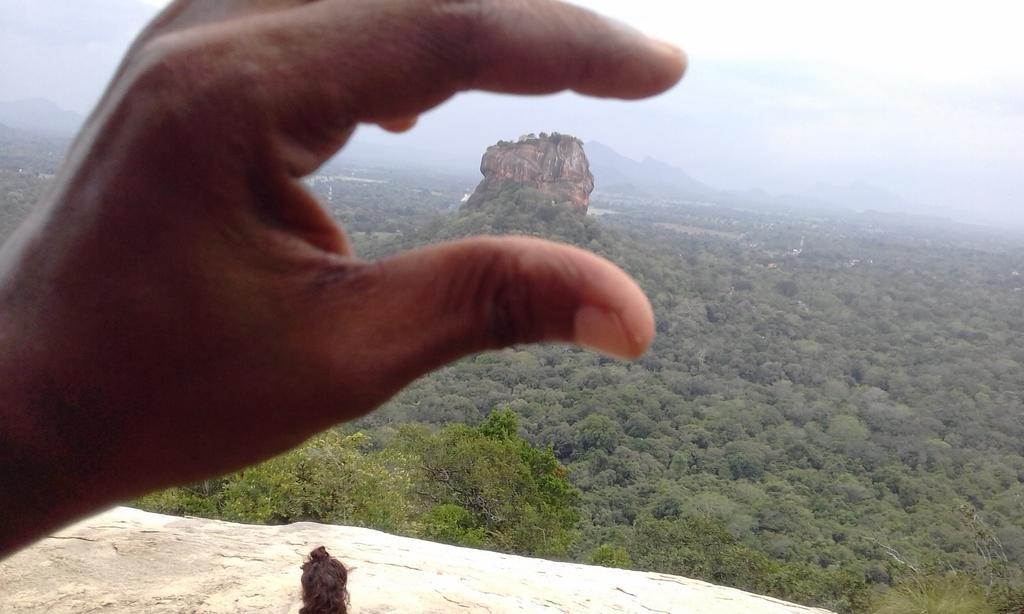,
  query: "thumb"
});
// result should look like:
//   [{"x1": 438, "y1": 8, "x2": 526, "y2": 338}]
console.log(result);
[{"x1": 305, "y1": 237, "x2": 654, "y2": 407}]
